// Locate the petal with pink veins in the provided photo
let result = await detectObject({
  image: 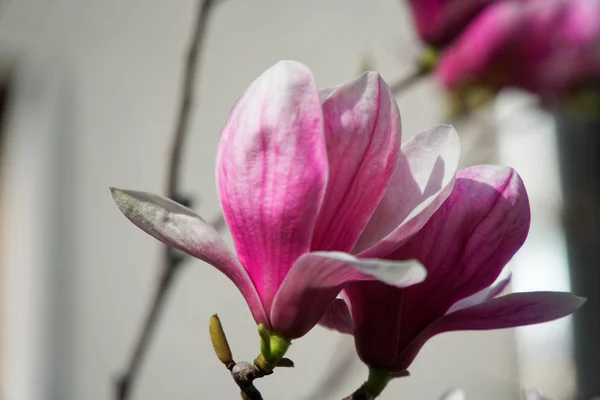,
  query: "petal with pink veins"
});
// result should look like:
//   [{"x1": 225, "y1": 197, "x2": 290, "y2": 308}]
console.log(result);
[
  {"x1": 395, "y1": 291, "x2": 586, "y2": 370},
  {"x1": 447, "y1": 267, "x2": 512, "y2": 313},
  {"x1": 311, "y1": 72, "x2": 401, "y2": 252},
  {"x1": 318, "y1": 298, "x2": 355, "y2": 334},
  {"x1": 109, "y1": 188, "x2": 268, "y2": 325},
  {"x1": 270, "y1": 252, "x2": 425, "y2": 338},
  {"x1": 216, "y1": 60, "x2": 328, "y2": 312},
  {"x1": 355, "y1": 124, "x2": 460, "y2": 257},
  {"x1": 393, "y1": 165, "x2": 530, "y2": 329}
]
